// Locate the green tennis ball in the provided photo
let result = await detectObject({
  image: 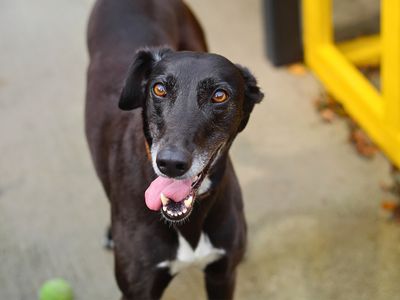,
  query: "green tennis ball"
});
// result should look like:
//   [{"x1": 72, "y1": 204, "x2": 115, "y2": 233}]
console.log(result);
[{"x1": 39, "y1": 278, "x2": 73, "y2": 300}]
